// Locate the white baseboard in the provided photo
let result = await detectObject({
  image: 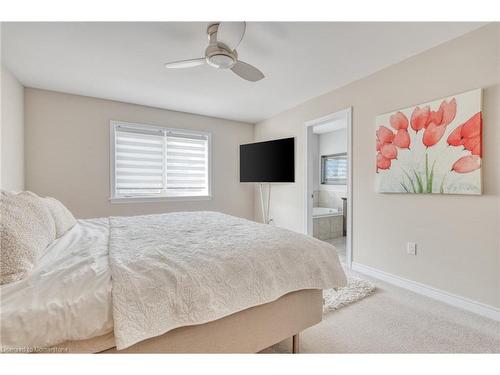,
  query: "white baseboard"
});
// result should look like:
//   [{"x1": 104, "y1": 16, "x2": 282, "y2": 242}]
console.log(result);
[{"x1": 351, "y1": 262, "x2": 500, "y2": 322}]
